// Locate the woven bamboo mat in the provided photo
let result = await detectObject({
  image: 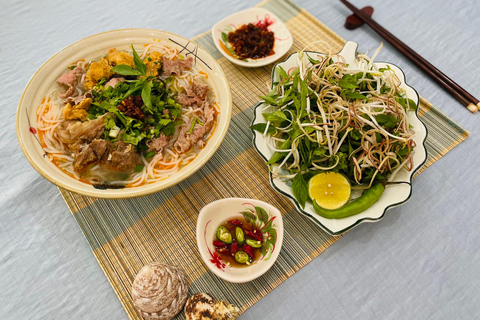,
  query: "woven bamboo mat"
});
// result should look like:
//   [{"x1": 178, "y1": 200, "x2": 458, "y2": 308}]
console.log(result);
[{"x1": 59, "y1": 0, "x2": 469, "y2": 319}]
